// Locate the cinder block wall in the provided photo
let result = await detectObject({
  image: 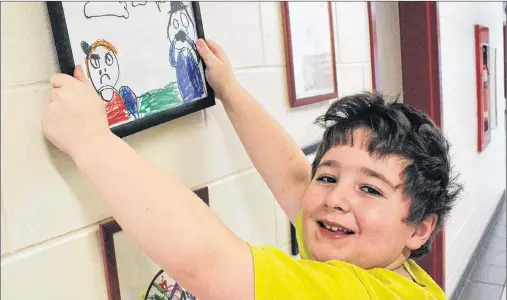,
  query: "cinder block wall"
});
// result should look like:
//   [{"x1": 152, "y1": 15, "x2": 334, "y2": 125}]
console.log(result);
[{"x1": 0, "y1": 2, "x2": 372, "y2": 298}]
